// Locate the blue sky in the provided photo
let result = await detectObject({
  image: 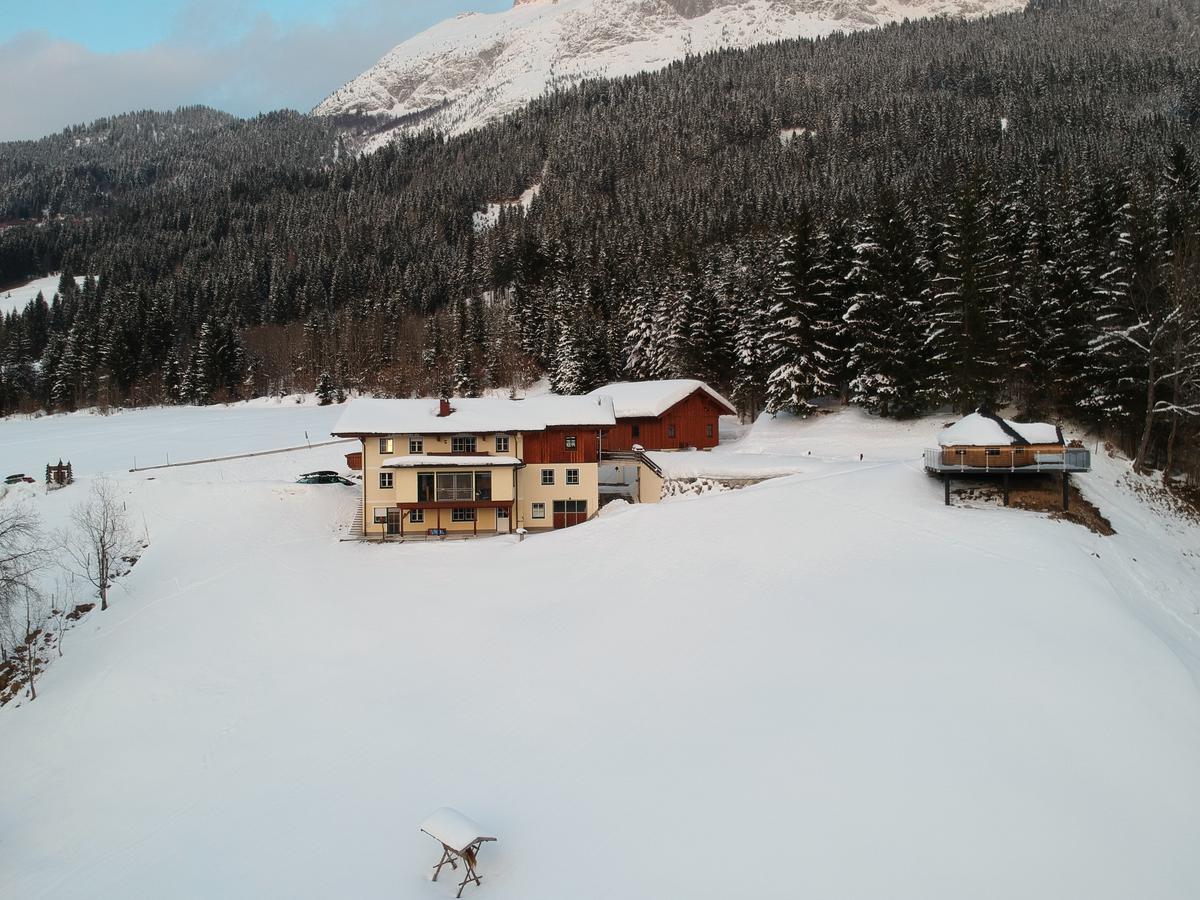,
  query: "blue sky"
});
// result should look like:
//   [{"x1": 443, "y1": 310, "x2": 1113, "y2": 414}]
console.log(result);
[{"x1": 0, "y1": 1, "x2": 511, "y2": 141}]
